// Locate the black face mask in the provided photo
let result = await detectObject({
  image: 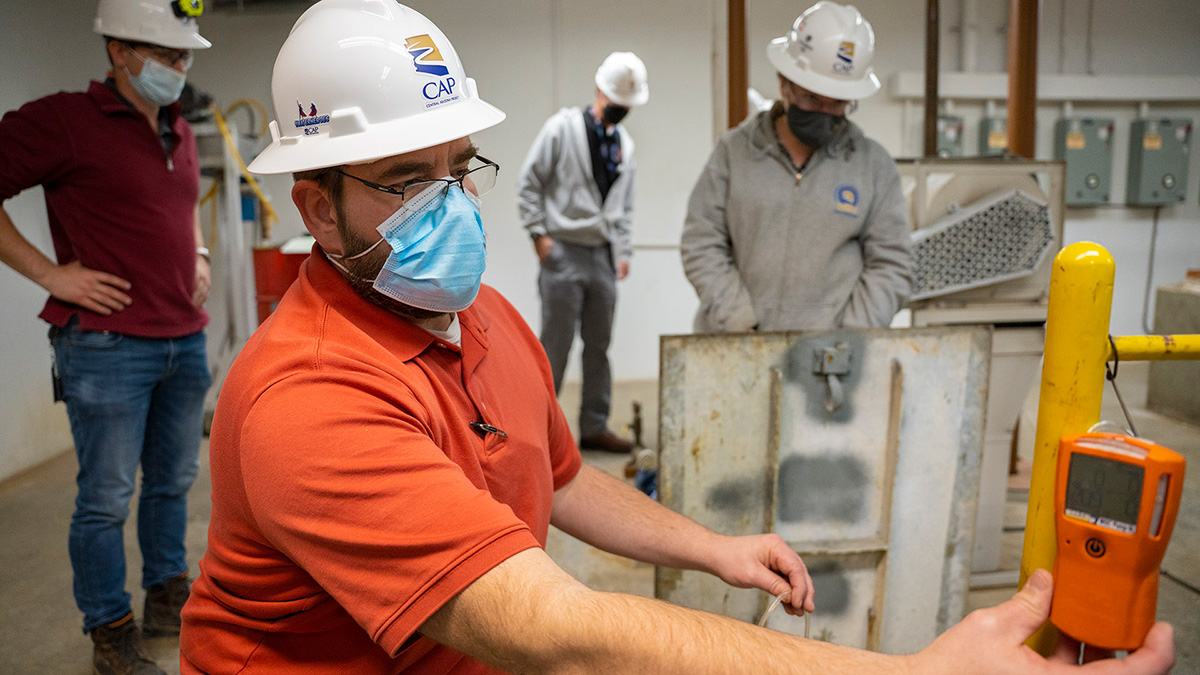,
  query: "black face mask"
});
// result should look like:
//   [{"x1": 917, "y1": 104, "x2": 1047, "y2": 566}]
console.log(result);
[
  {"x1": 786, "y1": 105, "x2": 843, "y2": 149},
  {"x1": 600, "y1": 104, "x2": 629, "y2": 125}
]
